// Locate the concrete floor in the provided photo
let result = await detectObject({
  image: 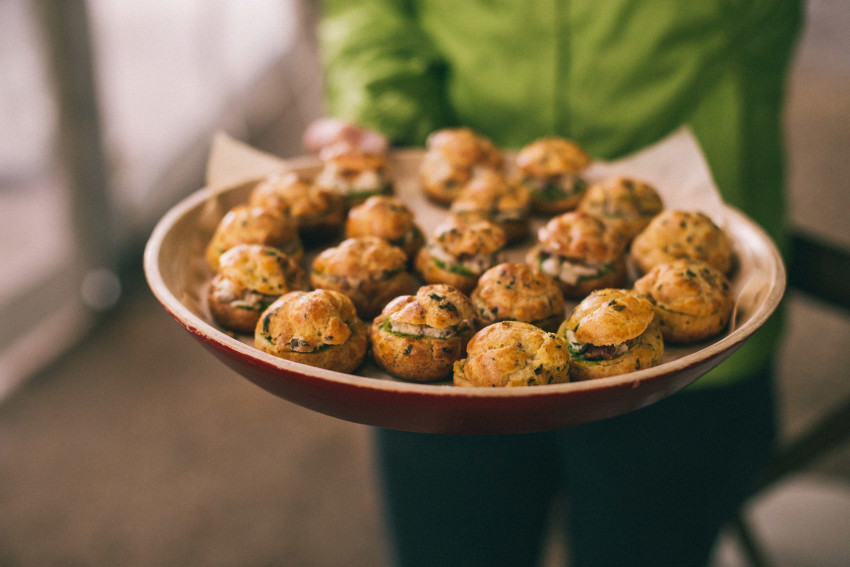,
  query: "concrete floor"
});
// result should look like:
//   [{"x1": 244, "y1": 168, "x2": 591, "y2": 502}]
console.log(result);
[{"x1": 1, "y1": 1, "x2": 849, "y2": 566}]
